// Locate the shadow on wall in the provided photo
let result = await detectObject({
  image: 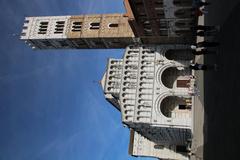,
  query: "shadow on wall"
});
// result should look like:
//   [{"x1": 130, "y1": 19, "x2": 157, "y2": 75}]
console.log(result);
[
  {"x1": 203, "y1": 3, "x2": 240, "y2": 160},
  {"x1": 160, "y1": 96, "x2": 186, "y2": 118}
]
